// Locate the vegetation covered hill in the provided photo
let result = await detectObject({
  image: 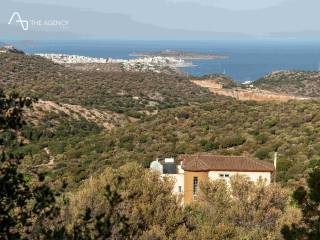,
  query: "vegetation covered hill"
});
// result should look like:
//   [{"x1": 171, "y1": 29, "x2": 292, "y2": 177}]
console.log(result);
[
  {"x1": 253, "y1": 71, "x2": 320, "y2": 97},
  {"x1": 2, "y1": 47, "x2": 320, "y2": 239},
  {"x1": 24, "y1": 100, "x2": 131, "y2": 130},
  {"x1": 18, "y1": 97, "x2": 320, "y2": 189},
  {"x1": 1, "y1": 87, "x2": 318, "y2": 240},
  {"x1": 193, "y1": 74, "x2": 239, "y2": 89},
  {"x1": 2, "y1": 51, "x2": 320, "y2": 189},
  {"x1": 0, "y1": 52, "x2": 216, "y2": 117}
]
